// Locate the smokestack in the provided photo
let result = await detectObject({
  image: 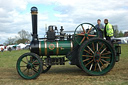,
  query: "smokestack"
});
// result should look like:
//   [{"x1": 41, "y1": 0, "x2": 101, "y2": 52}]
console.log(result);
[{"x1": 31, "y1": 6, "x2": 38, "y2": 40}]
